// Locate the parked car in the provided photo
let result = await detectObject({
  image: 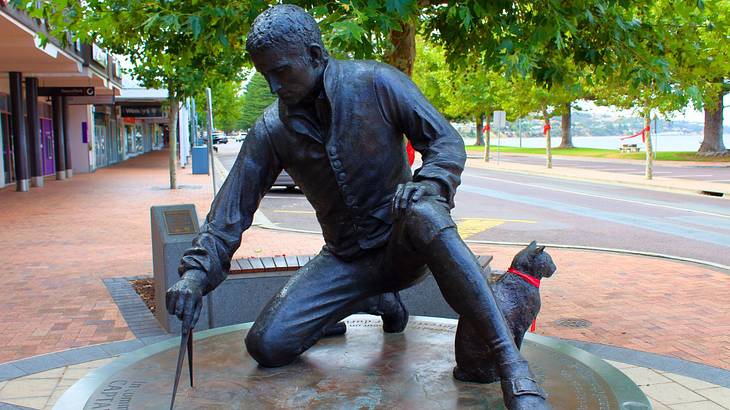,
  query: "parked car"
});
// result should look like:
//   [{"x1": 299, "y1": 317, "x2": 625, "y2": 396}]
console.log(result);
[
  {"x1": 203, "y1": 132, "x2": 228, "y2": 145},
  {"x1": 233, "y1": 131, "x2": 247, "y2": 142},
  {"x1": 212, "y1": 132, "x2": 228, "y2": 144}
]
